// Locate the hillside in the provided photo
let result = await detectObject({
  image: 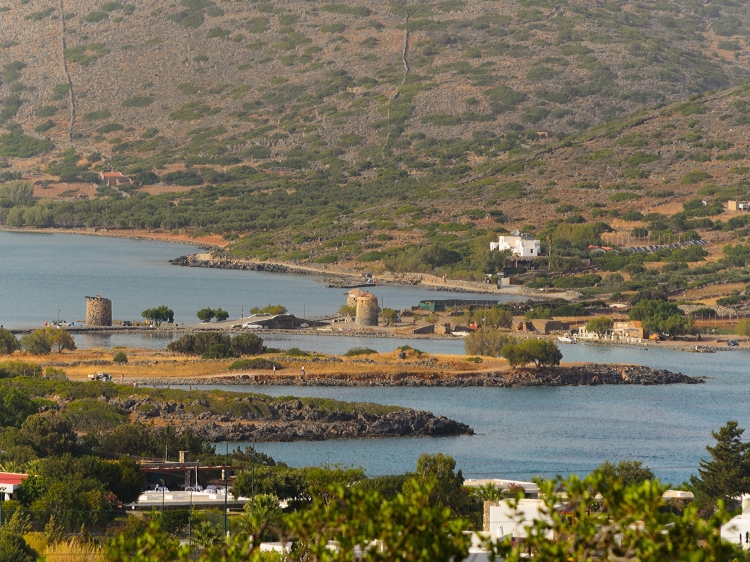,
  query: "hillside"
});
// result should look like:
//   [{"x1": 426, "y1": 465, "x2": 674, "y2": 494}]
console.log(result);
[{"x1": 2, "y1": 0, "x2": 750, "y2": 295}]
